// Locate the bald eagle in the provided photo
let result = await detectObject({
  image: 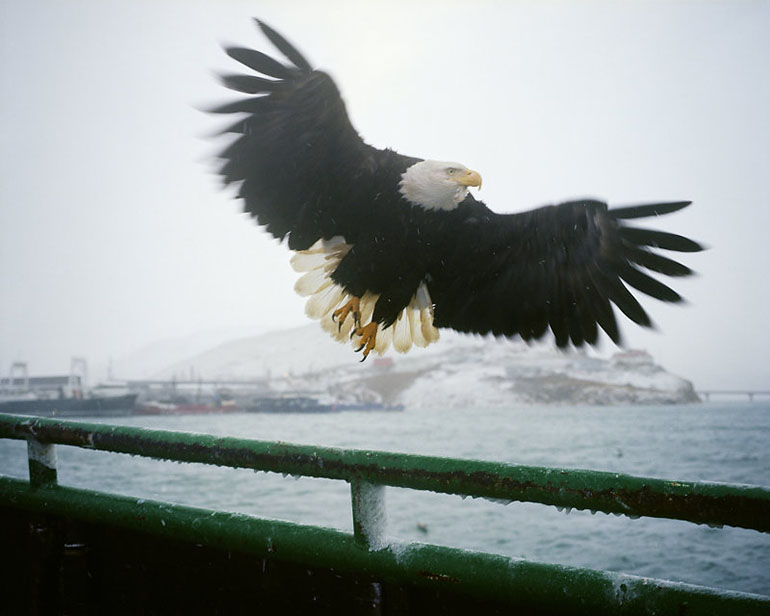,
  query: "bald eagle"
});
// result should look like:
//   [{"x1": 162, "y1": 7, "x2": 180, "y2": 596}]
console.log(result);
[{"x1": 211, "y1": 20, "x2": 703, "y2": 360}]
